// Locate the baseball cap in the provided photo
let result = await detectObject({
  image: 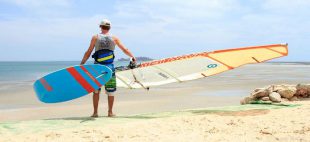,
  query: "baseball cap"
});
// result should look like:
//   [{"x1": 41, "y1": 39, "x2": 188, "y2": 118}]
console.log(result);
[{"x1": 99, "y1": 19, "x2": 111, "y2": 27}]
